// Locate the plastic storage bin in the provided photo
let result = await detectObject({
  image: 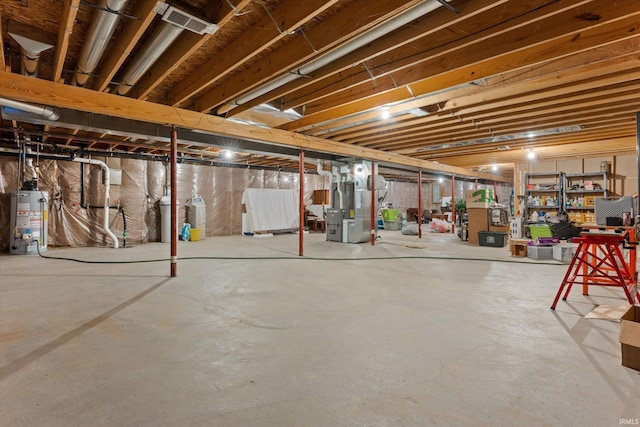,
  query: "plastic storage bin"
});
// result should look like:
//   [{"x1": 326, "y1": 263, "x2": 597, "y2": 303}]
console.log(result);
[{"x1": 478, "y1": 231, "x2": 507, "y2": 247}]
